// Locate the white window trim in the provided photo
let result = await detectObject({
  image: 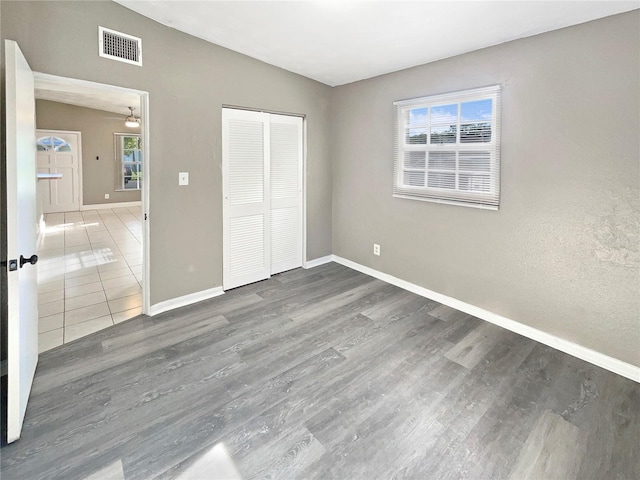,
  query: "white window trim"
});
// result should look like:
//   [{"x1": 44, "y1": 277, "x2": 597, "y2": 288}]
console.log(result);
[{"x1": 393, "y1": 85, "x2": 501, "y2": 210}]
